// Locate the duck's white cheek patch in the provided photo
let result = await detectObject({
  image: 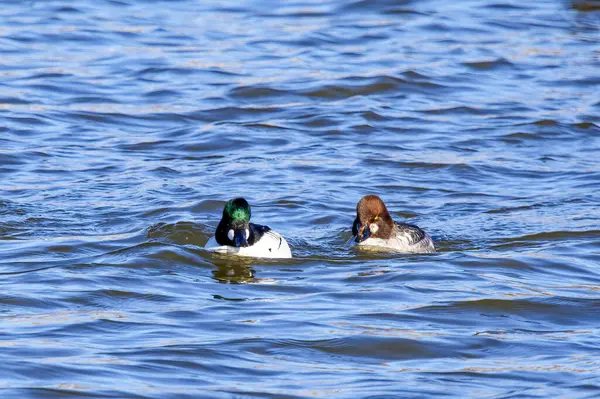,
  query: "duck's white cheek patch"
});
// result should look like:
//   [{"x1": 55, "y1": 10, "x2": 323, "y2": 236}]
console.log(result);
[
  {"x1": 245, "y1": 229, "x2": 250, "y2": 240},
  {"x1": 369, "y1": 223, "x2": 379, "y2": 234},
  {"x1": 227, "y1": 229, "x2": 234, "y2": 241}
]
